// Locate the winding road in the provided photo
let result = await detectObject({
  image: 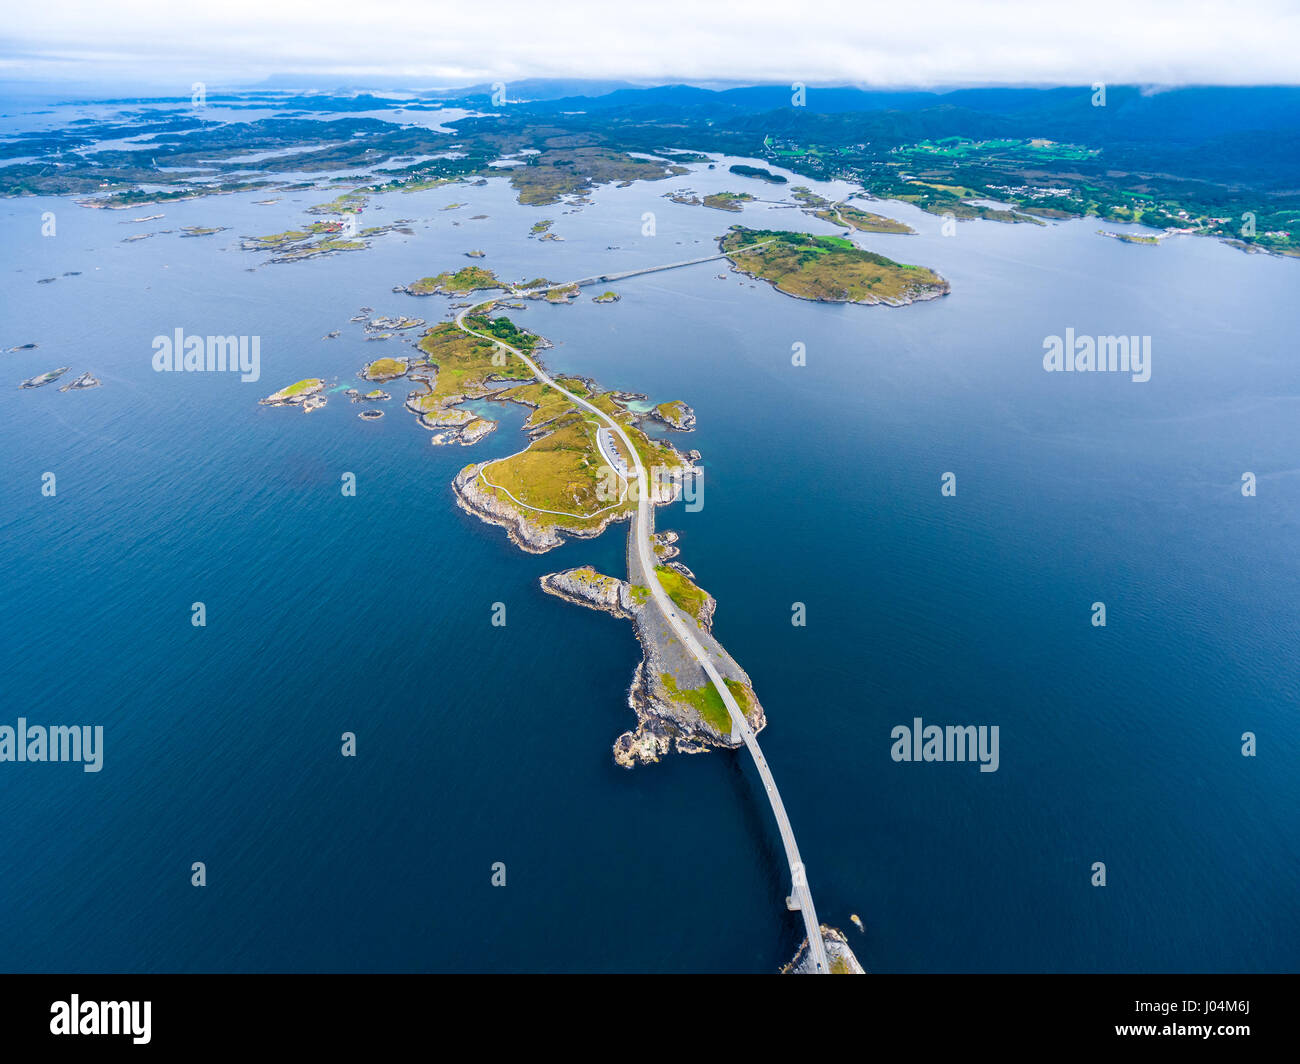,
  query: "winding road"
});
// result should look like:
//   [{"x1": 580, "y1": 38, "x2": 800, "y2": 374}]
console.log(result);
[{"x1": 453, "y1": 243, "x2": 829, "y2": 973}]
